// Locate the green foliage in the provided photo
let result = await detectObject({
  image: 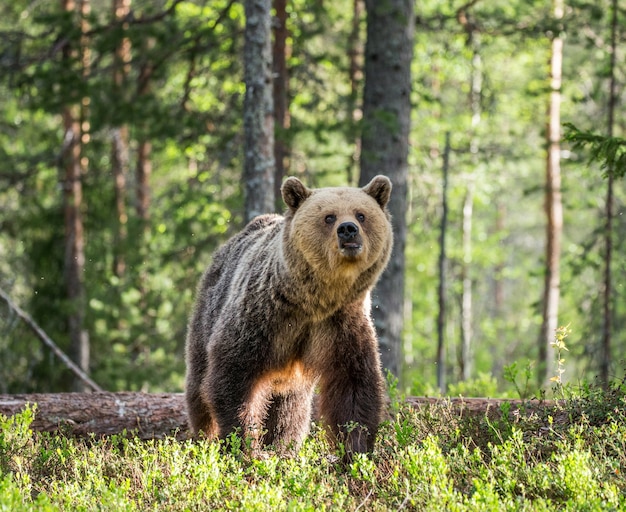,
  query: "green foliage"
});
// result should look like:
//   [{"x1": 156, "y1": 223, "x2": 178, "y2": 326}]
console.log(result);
[
  {"x1": 447, "y1": 372, "x2": 500, "y2": 398},
  {"x1": 564, "y1": 122, "x2": 626, "y2": 179},
  {"x1": 0, "y1": 404, "x2": 36, "y2": 475},
  {"x1": 2, "y1": 384, "x2": 626, "y2": 510},
  {"x1": 503, "y1": 361, "x2": 537, "y2": 400},
  {"x1": 550, "y1": 325, "x2": 571, "y2": 395},
  {"x1": 0, "y1": 0, "x2": 247, "y2": 392}
]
